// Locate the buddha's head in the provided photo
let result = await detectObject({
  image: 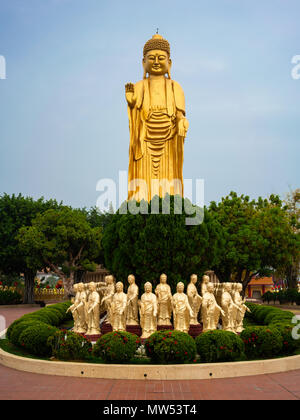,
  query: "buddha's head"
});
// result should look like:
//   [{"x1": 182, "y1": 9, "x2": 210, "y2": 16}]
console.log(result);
[
  {"x1": 106, "y1": 275, "x2": 114, "y2": 285},
  {"x1": 237, "y1": 283, "x2": 243, "y2": 292},
  {"x1": 160, "y1": 273, "x2": 167, "y2": 284},
  {"x1": 190, "y1": 274, "x2": 197, "y2": 284},
  {"x1": 207, "y1": 282, "x2": 214, "y2": 293},
  {"x1": 143, "y1": 34, "x2": 171, "y2": 78},
  {"x1": 202, "y1": 275, "x2": 210, "y2": 284},
  {"x1": 144, "y1": 282, "x2": 152, "y2": 293},
  {"x1": 128, "y1": 274, "x2": 135, "y2": 285},
  {"x1": 89, "y1": 282, "x2": 96, "y2": 291},
  {"x1": 177, "y1": 282, "x2": 185, "y2": 293},
  {"x1": 116, "y1": 282, "x2": 123, "y2": 293}
]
